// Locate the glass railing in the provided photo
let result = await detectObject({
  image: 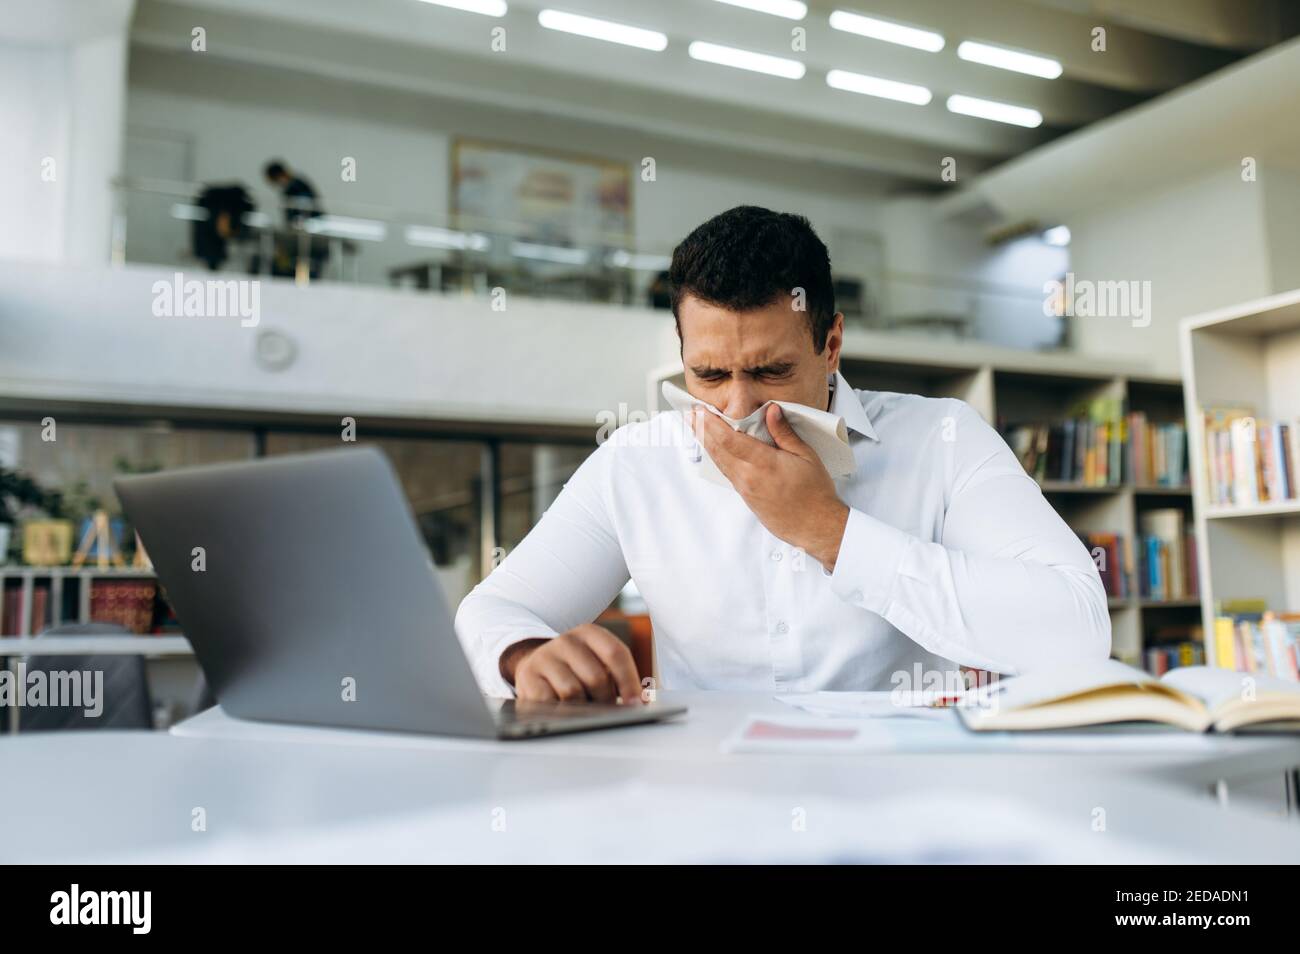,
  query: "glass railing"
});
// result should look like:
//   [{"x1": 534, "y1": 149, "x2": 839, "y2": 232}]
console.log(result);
[
  {"x1": 110, "y1": 176, "x2": 673, "y2": 308},
  {"x1": 109, "y1": 176, "x2": 1061, "y2": 346}
]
